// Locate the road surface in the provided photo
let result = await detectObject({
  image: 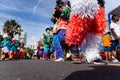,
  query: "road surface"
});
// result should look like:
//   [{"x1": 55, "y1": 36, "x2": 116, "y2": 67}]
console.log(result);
[{"x1": 0, "y1": 60, "x2": 120, "y2": 80}]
